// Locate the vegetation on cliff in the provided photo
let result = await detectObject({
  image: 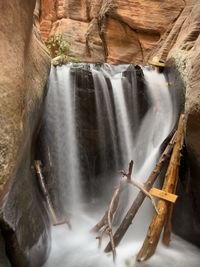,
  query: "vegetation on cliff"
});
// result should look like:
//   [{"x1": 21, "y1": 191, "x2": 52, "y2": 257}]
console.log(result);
[{"x1": 45, "y1": 34, "x2": 79, "y2": 66}]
